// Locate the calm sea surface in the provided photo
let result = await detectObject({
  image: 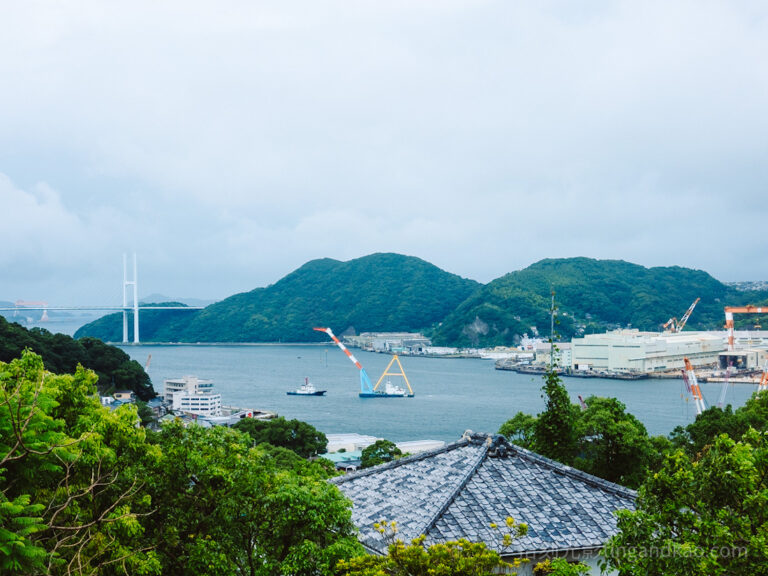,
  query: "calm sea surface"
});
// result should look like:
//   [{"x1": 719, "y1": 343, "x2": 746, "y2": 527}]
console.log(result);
[{"x1": 118, "y1": 344, "x2": 759, "y2": 443}]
